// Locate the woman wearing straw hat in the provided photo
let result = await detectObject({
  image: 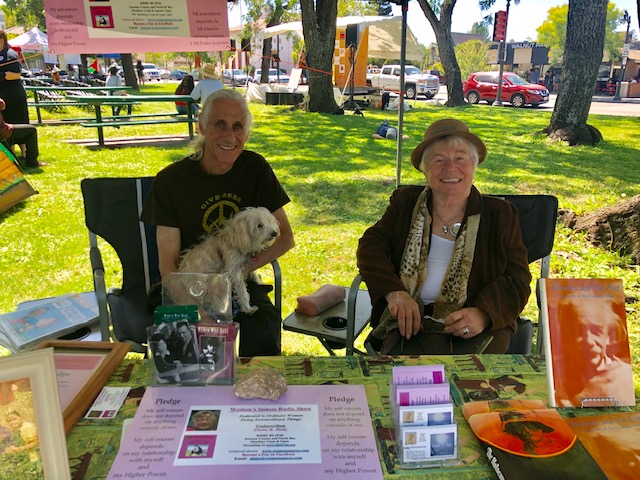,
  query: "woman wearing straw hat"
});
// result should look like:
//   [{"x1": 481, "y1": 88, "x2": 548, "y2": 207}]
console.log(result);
[
  {"x1": 357, "y1": 118, "x2": 531, "y2": 355},
  {"x1": 190, "y1": 63, "x2": 224, "y2": 108}
]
